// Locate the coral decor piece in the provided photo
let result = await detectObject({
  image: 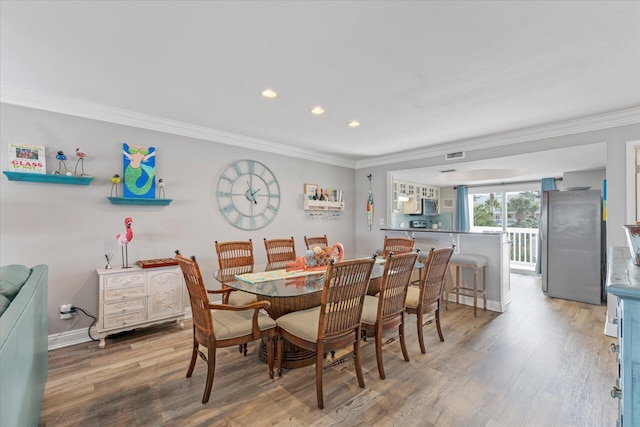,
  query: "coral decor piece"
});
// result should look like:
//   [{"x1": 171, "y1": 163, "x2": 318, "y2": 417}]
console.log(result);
[
  {"x1": 286, "y1": 243, "x2": 344, "y2": 272},
  {"x1": 116, "y1": 217, "x2": 134, "y2": 268}
]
